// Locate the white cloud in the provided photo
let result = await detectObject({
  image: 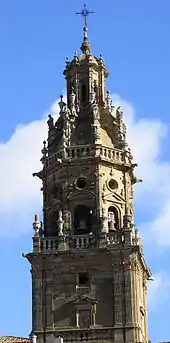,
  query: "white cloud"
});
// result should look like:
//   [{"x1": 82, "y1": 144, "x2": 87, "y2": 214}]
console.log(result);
[
  {"x1": 148, "y1": 272, "x2": 170, "y2": 309},
  {"x1": 0, "y1": 100, "x2": 59, "y2": 238},
  {"x1": 112, "y1": 94, "x2": 170, "y2": 247}
]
